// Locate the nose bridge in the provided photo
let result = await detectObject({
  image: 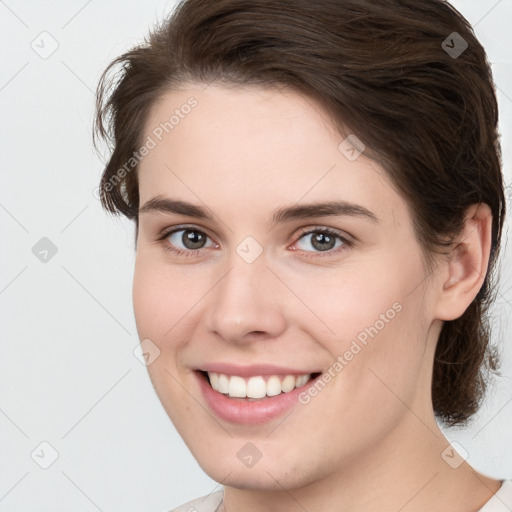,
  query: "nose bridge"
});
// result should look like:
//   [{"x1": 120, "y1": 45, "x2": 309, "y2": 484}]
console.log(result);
[{"x1": 206, "y1": 242, "x2": 285, "y2": 342}]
